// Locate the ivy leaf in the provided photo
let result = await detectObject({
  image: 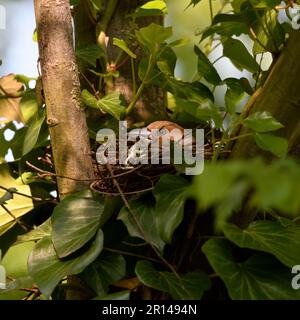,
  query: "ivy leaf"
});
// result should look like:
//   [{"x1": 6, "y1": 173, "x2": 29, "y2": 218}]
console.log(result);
[
  {"x1": 113, "y1": 38, "x2": 137, "y2": 58},
  {"x1": 52, "y1": 190, "x2": 105, "y2": 258},
  {"x1": 132, "y1": 1, "x2": 168, "y2": 18},
  {"x1": 153, "y1": 174, "x2": 189, "y2": 243},
  {"x1": 135, "y1": 260, "x2": 211, "y2": 300},
  {"x1": 224, "y1": 78, "x2": 248, "y2": 114},
  {"x1": 82, "y1": 252, "x2": 126, "y2": 297},
  {"x1": 176, "y1": 98, "x2": 223, "y2": 128},
  {"x1": 202, "y1": 238, "x2": 300, "y2": 300},
  {"x1": 82, "y1": 90, "x2": 125, "y2": 120},
  {"x1": 16, "y1": 219, "x2": 52, "y2": 244},
  {"x1": 0, "y1": 164, "x2": 33, "y2": 229},
  {"x1": 252, "y1": 9, "x2": 285, "y2": 54},
  {"x1": 22, "y1": 109, "x2": 46, "y2": 155},
  {"x1": 28, "y1": 230, "x2": 104, "y2": 298},
  {"x1": 76, "y1": 45, "x2": 106, "y2": 67},
  {"x1": 194, "y1": 46, "x2": 222, "y2": 86},
  {"x1": 93, "y1": 290, "x2": 130, "y2": 300},
  {"x1": 223, "y1": 38, "x2": 260, "y2": 73},
  {"x1": 223, "y1": 221, "x2": 300, "y2": 268},
  {"x1": 254, "y1": 132, "x2": 288, "y2": 157},
  {"x1": 136, "y1": 23, "x2": 173, "y2": 55},
  {"x1": 118, "y1": 196, "x2": 165, "y2": 252},
  {"x1": 244, "y1": 111, "x2": 284, "y2": 132}
]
